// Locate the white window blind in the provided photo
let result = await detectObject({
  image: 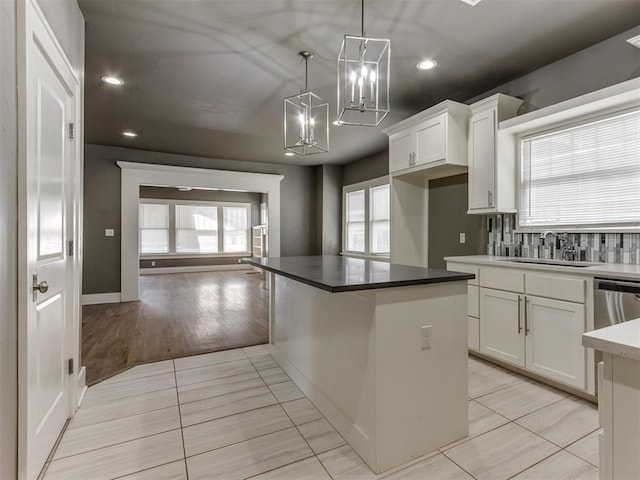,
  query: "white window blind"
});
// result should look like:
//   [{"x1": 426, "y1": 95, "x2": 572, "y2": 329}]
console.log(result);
[
  {"x1": 370, "y1": 184, "x2": 390, "y2": 254},
  {"x1": 223, "y1": 205, "x2": 249, "y2": 253},
  {"x1": 520, "y1": 109, "x2": 640, "y2": 229},
  {"x1": 176, "y1": 204, "x2": 218, "y2": 253},
  {"x1": 139, "y1": 203, "x2": 169, "y2": 253},
  {"x1": 346, "y1": 190, "x2": 366, "y2": 252}
]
